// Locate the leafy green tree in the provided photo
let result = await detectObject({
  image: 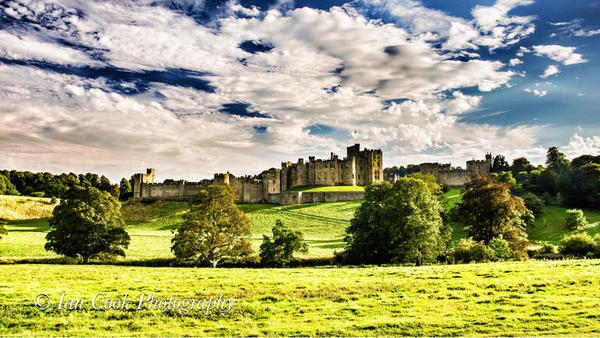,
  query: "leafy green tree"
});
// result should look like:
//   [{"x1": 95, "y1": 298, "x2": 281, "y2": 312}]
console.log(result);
[
  {"x1": 408, "y1": 172, "x2": 442, "y2": 195},
  {"x1": 457, "y1": 175, "x2": 529, "y2": 257},
  {"x1": 488, "y1": 235, "x2": 512, "y2": 259},
  {"x1": 565, "y1": 209, "x2": 587, "y2": 230},
  {"x1": 0, "y1": 221, "x2": 7, "y2": 241},
  {"x1": 99, "y1": 175, "x2": 112, "y2": 193},
  {"x1": 491, "y1": 171, "x2": 516, "y2": 187},
  {"x1": 491, "y1": 154, "x2": 510, "y2": 173},
  {"x1": 0, "y1": 174, "x2": 19, "y2": 195},
  {"x1": 45, "y1": 187, "x2": 130, "y2": 263},
  {"x1": 545, "y1": 146, "x2": 570, "y2": 172},
  {"x1": 511, "y1": 157, "x2": 534, "y2": 175},
  {"x1": 344, "y1": 179, "x2": 446, "y2": 266},
  {"x1": 172, "y1": 185, "x2": 253, "y2": 267},
  {"x1": 119, "y1": 178, "x2": 132, "y2": 201},
  {"x1": 538, "y1": 169, "x2": 559, "y2": 195},
  {"x1": 520, "y1": 192, "x2": 544, "y2": 215},
  {"x1": 260, "y1": 220, "x2": 308, "y2": 267}
]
